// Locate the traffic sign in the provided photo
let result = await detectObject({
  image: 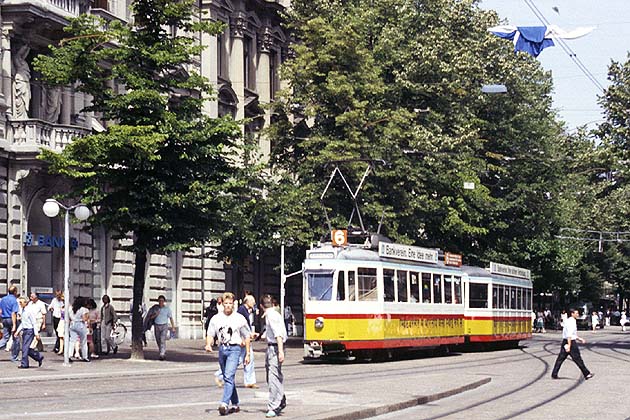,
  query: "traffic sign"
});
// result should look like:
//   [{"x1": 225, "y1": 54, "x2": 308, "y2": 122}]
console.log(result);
[{"x1": 331, "y1": 230, "x2": 348, "y2": 246}]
